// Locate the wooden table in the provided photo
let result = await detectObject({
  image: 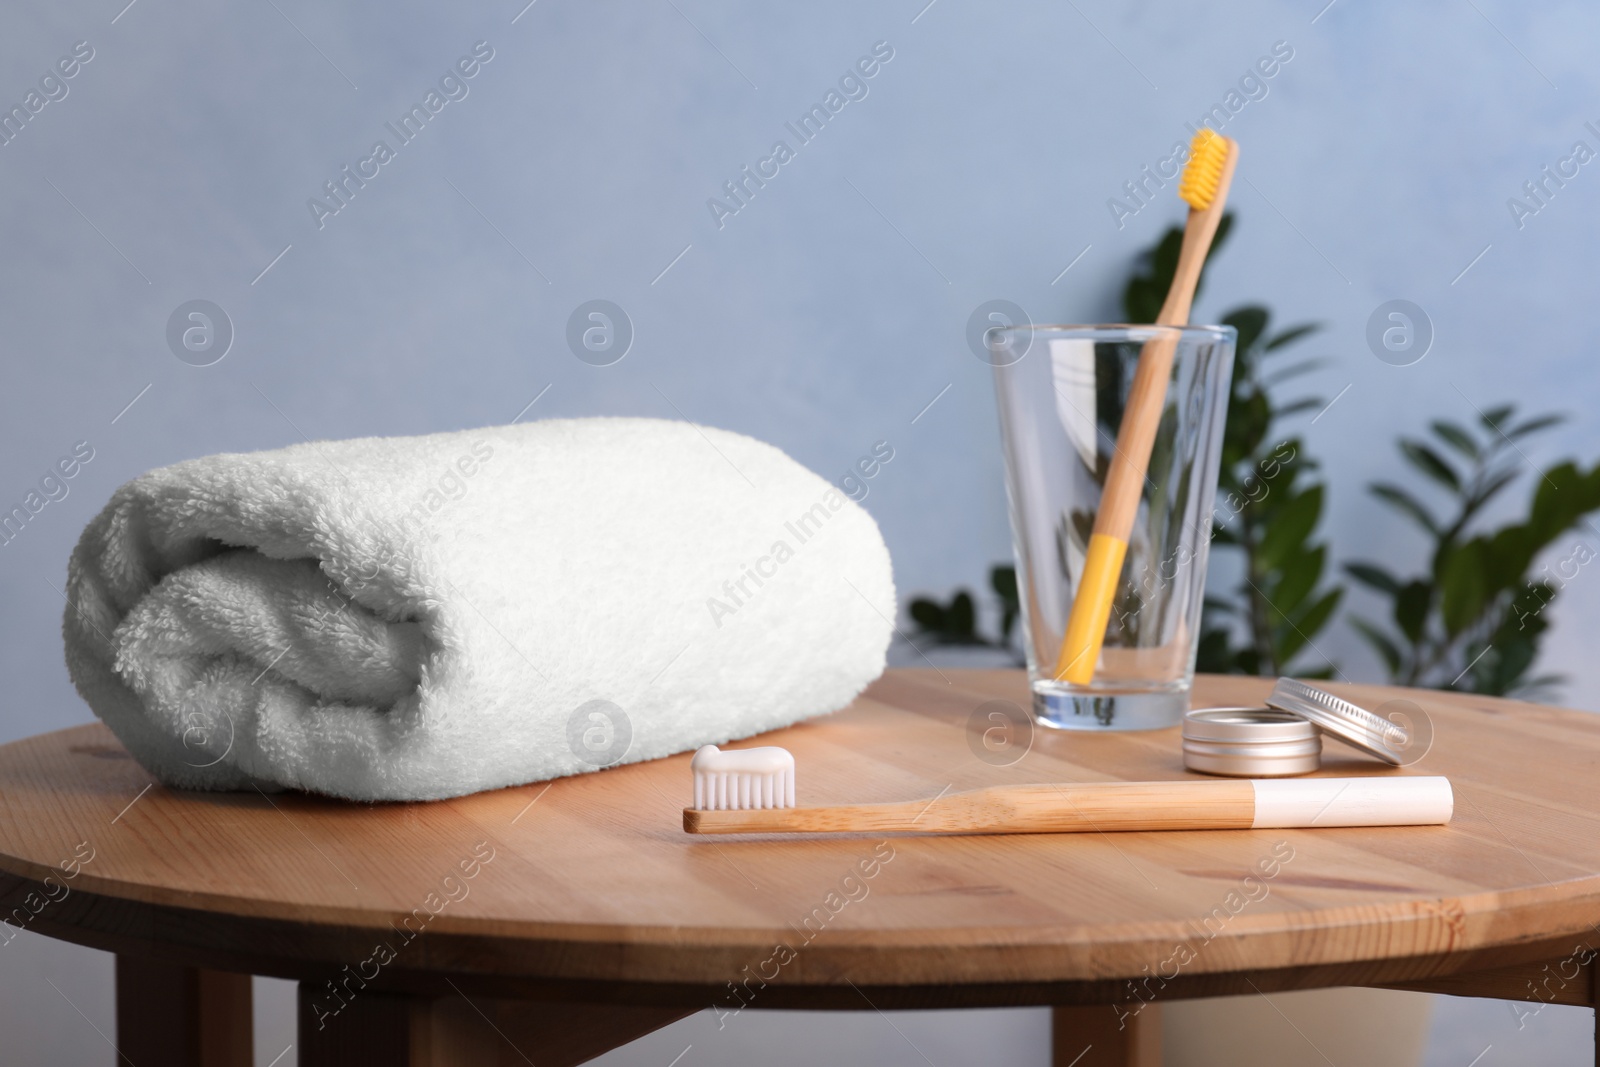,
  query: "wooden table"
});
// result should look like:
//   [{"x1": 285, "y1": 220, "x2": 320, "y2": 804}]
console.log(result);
[{"x1": 3, "y1": 670, "x2": 1599, "y2": 1066}]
